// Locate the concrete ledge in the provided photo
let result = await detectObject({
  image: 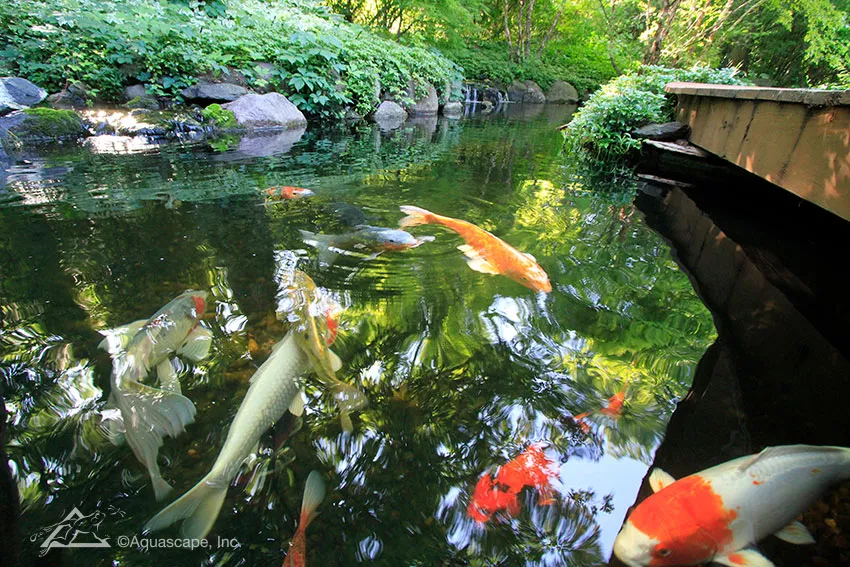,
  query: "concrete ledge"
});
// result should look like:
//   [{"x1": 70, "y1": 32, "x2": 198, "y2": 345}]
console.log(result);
[{"x1": 666, "y1": 82, "x2": 850, "y2": 107}]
